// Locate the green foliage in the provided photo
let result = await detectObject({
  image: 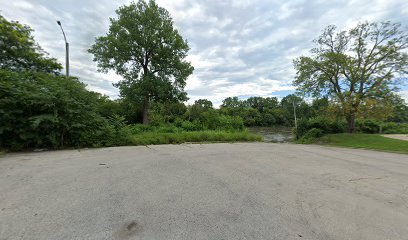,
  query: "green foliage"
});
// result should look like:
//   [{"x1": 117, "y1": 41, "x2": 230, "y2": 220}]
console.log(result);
[
  {"x1": 318, "y1": 134, "x2": 408, "y2": 154},
  {"x1": 387, "y1": 95, "x2": 408, "y2": 123},
  {"x1": 280, "y1": 94, "x2": 311, "y2": 126},
  {"x1": 0, "y1": 14, "x2": 61, "y2": 73},
  {"x1": 78, "y1": 115, "x2": 133, "y2": 148},
  {"x1": 96, "y1": 96, "x2": 123, "y2": 118},
  {"x1": 295, "y1": 117, "x2": 346, "y2": 139},
  {"x1": 298, "y1": 128, "x2": 324, "y2": 143},
  {"x1": 0, "y1": 15, "x2": 137, "y2": 150},
  {"x1": 186, "y1": 99, "x2": 214, "y2": 121},
  {"x1": 308, "y1": 117, "x2": 346, "y2": 134},
  {"x1": 89, "y1": 0, "x2": 193, "y2": 124},
  {"x1": 242, "y1": 96, "x2": 279, "y2": 113},
  {"x1": 130, "y1": 130, "x2": 261, "y2": 145},
  {"x1": 356, "y1": 119, "x2": 408, "y2": 134},
  {"x1": 221, "y1": 97, "x2": 243, "y2": 108},
  {"x1": 179, "y1": 121, "x2": 202, "y2": 131},
  {"x1": 0, "y1": 69, "x2": 132, "y2": 150},
  {"x1": 197, "y1": 110, "x2": 243, "y2": 130},
  {"x1": 219, "y1": 94, "x2": 319, "y2": 127},
  {"x1": 382, "y1": 122, "x2": 408, "y2": 134},
  {"x1": 294, "y1": 21, "x2": 408, "y2": 132},
  {"x1": 356, "y1": 119, "x2": 381, "y2": 133}
]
